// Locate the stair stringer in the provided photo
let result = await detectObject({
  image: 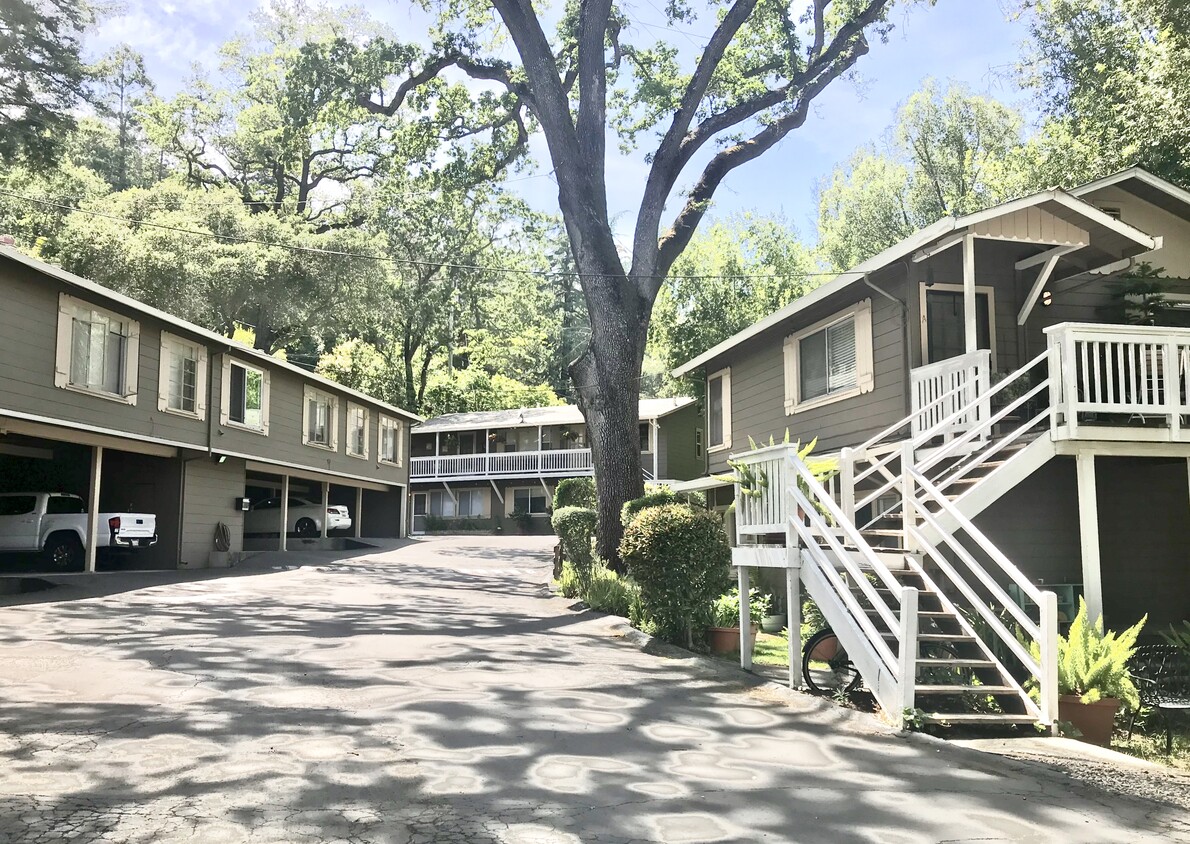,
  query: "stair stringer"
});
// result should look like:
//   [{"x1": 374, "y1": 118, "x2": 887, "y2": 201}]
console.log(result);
[
  {"x1": 921, "y1": 434, "x2": 1057, "y2": 545},
  {"x1": 799, "y1": 550, "x2": 903, "y2": 713}
]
